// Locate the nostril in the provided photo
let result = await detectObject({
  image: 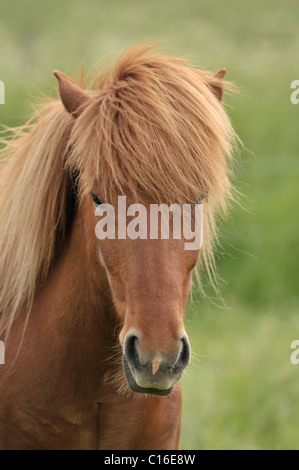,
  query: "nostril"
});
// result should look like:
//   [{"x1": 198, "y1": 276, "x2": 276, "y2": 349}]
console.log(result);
[
  {"x1": 180, "y1": 336, "x2": 191, "y2": 366},
  {"x1": 124, "y1": 335, "x2": 141, "y2": 371},
  {"x1": 172, "y1": 336, "x2": 191, "y2": 373}
]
